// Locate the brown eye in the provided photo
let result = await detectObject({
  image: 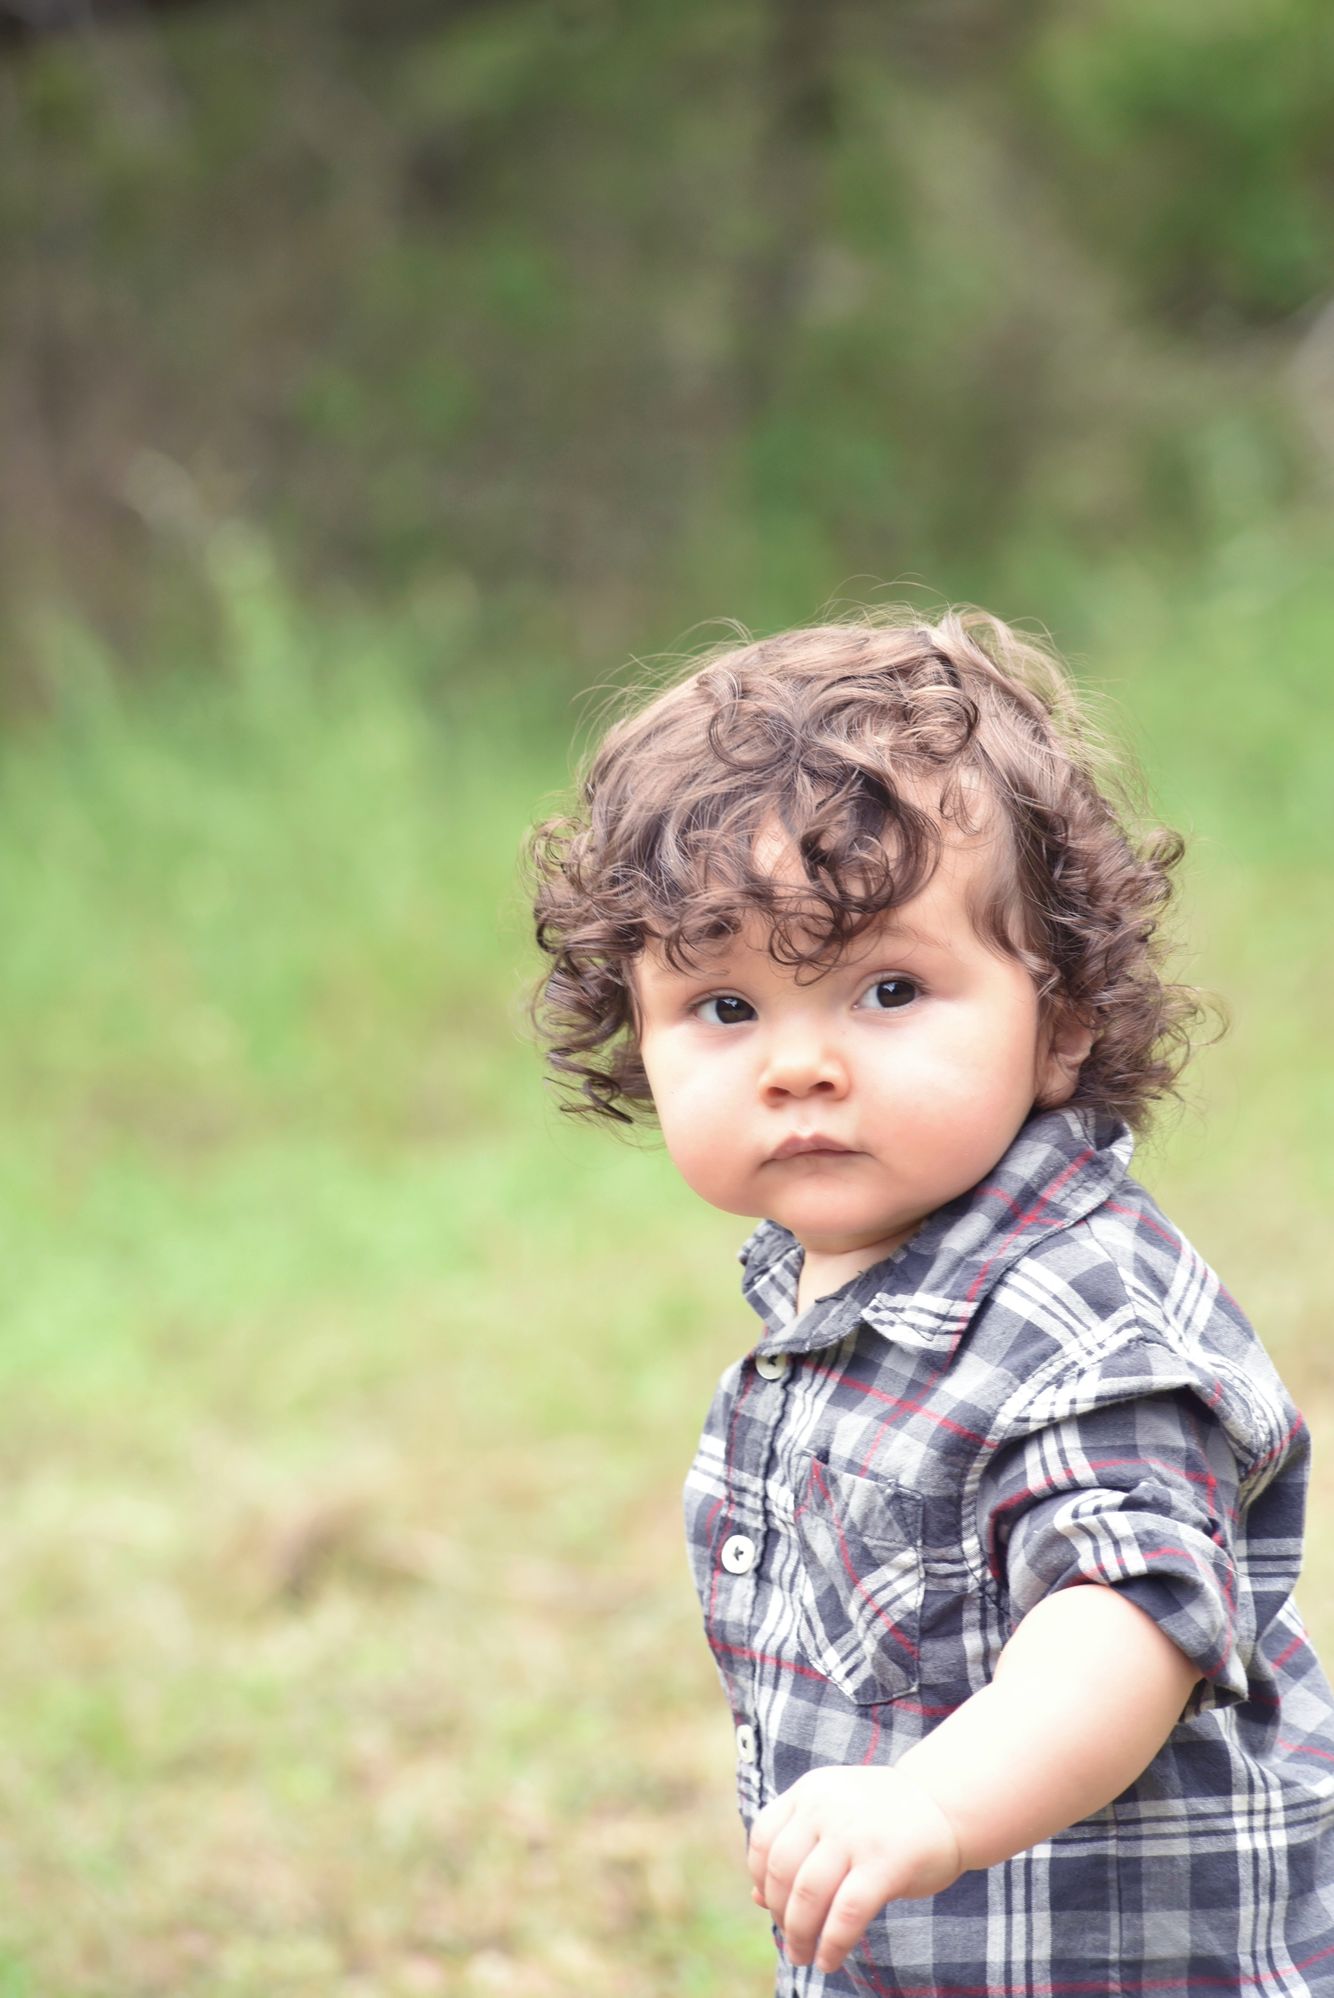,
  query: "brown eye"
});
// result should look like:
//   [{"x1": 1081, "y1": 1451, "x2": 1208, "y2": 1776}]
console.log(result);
[
  {"x1": 858, "y1": 978, "x2": 918, "y2": 1011},
  {"x1": 695, "y1": 994, "x2": 755, "y2": 1026}
]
